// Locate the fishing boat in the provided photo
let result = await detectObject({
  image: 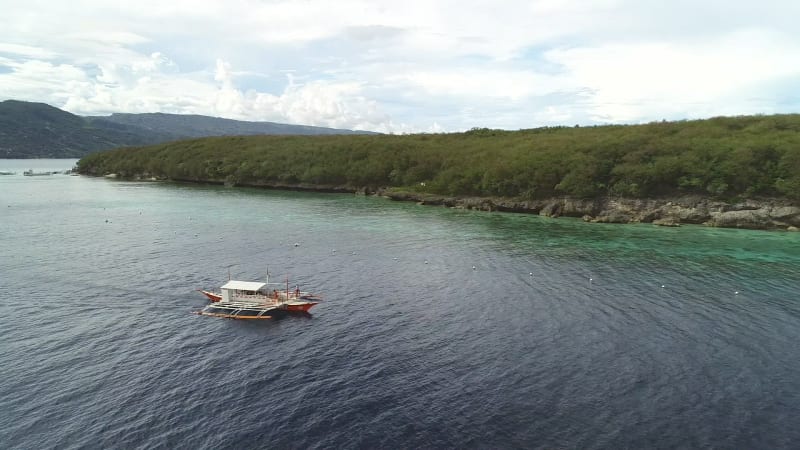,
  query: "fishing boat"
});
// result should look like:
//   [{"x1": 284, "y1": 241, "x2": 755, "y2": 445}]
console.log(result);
[
  {"x1": 196, "y1": 278, "x2": 321, "y2": 319},
  {"x1": 0, "y1": 171, "x2": 15, "y2": 176},
  {"x1": 23, "y1": 170, "x2": 56, "y2": 176}
]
